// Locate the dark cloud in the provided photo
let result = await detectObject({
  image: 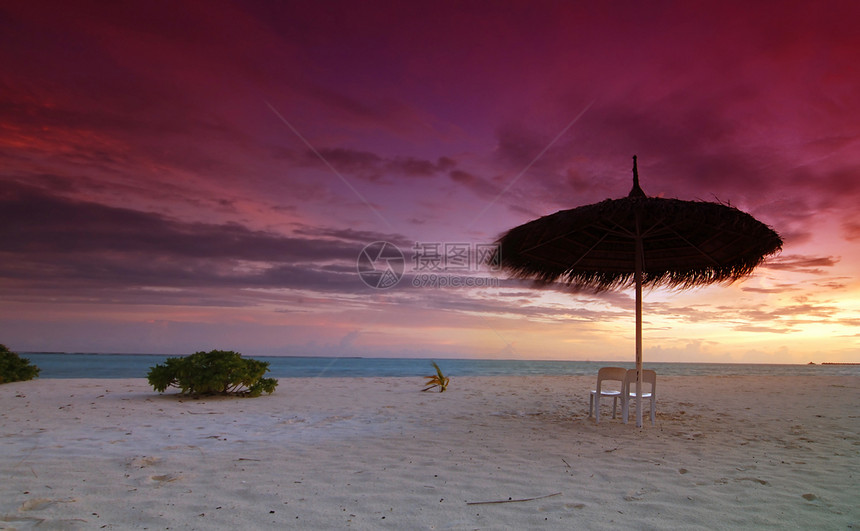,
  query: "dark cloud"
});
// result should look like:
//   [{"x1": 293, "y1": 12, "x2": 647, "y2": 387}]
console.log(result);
[
  {"x1": 0, "y1": 184, "x2": 357, "y2": 262},
  {"x1": 292, "y1": 225, "x2": 411, "y2": 247},
  {"x1": 448, "y1": 169, "x2": 503, "y2": 199},
  {"x1": 306, "y1": 148, "x2": 458, "y2": 182},
  {"x1": 0, "y1": 184, "x2": 387, "y2": 301},
  {"x1": 843, "y1": 221, "x2": 860, "y2": 241}
]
